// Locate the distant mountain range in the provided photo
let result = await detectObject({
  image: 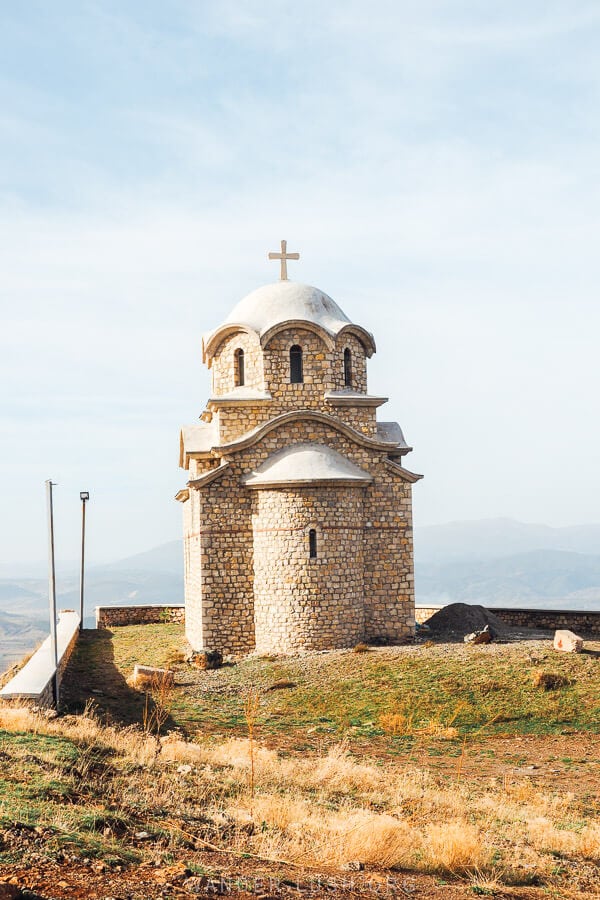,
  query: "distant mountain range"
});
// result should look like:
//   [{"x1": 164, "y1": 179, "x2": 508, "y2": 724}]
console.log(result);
[
  {"x1": 2, "y1": 519, "x2": 600, "y2": 673},
  {"x1": 416, "y1": 518, "x2": 600, "y2": 564},
  {"x1": 0, "y1": 610, "x2": 48, "y2": 674},
  {"x1": 414, "y1": 519, "x2": 600, "y2": 608},
  {"x1": 416, "y1": 548, "x2": 600, "y2": 607}
]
